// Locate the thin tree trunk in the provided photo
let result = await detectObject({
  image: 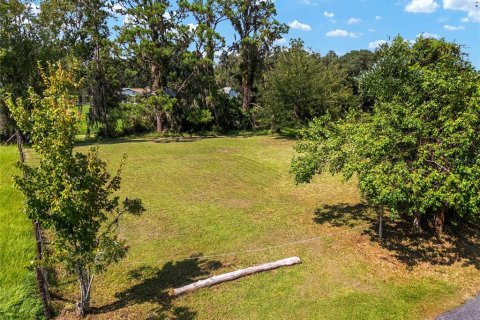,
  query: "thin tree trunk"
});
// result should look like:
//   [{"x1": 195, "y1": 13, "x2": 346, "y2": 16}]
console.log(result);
[
  {"x1": 33, "y1": 221, "x2": 52, "y2": 317},
  {"x1": 156, "y1": 111, "x2": 163, "y2": 133},
  {"x1": 151, "y1": 64, "x2": 165, "y2": 133},
  {"x1": 378, "y1": 205, "x2": 384, "y2": 240},
  {"x1": 16, "y1": 130, "x2": 52, "y2": 319},
  {"x1": 434, "y1": 206, "x2": 446, "y2": 233},
  {"x1": 413, "y1": 210, "x2": 421, "y2": 232},
  {"x1": 151, "y1": 64, "x2": 160, "y2": 93},
  {"x1": 242, "y1": 80, "x2": 250, "y2": 112},
  {"x1": 76, "y1": 266, "x2": 93, "y2": 317},
  {"x1": 205, "y1": 28, "x2": 219, "y2": 128}
]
